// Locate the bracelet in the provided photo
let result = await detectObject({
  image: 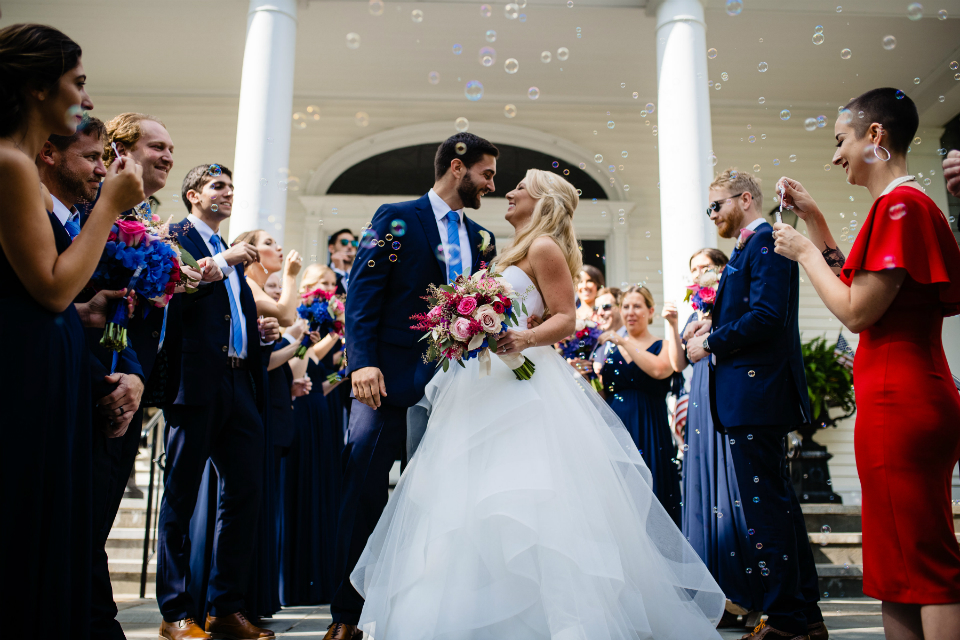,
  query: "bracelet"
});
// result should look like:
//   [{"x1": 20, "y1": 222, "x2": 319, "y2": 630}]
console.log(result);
[{"x1": 527, "y1": 329, "x2": 537, "y2": 347}]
